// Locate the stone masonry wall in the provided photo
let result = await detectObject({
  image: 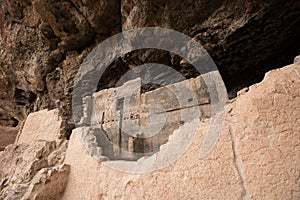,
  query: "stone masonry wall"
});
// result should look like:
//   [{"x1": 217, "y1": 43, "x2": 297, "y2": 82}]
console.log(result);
[
  {"x1": 62, "y1": 62, "x2": 300, "y2": 199},
  {"x1": 78, "y1": 74, "x2": 213, "y2": 160}
]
